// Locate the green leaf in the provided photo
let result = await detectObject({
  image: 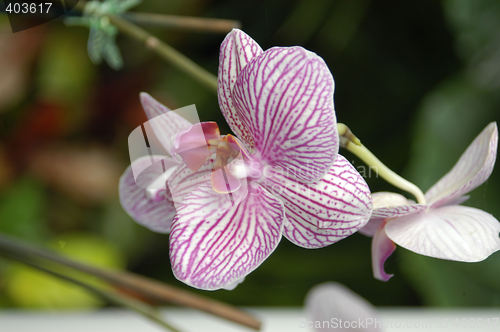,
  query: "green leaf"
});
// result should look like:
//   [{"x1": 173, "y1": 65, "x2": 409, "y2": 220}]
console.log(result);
[{"x1": 0, "y1": 178, "x2": 48, "y2": 242}]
